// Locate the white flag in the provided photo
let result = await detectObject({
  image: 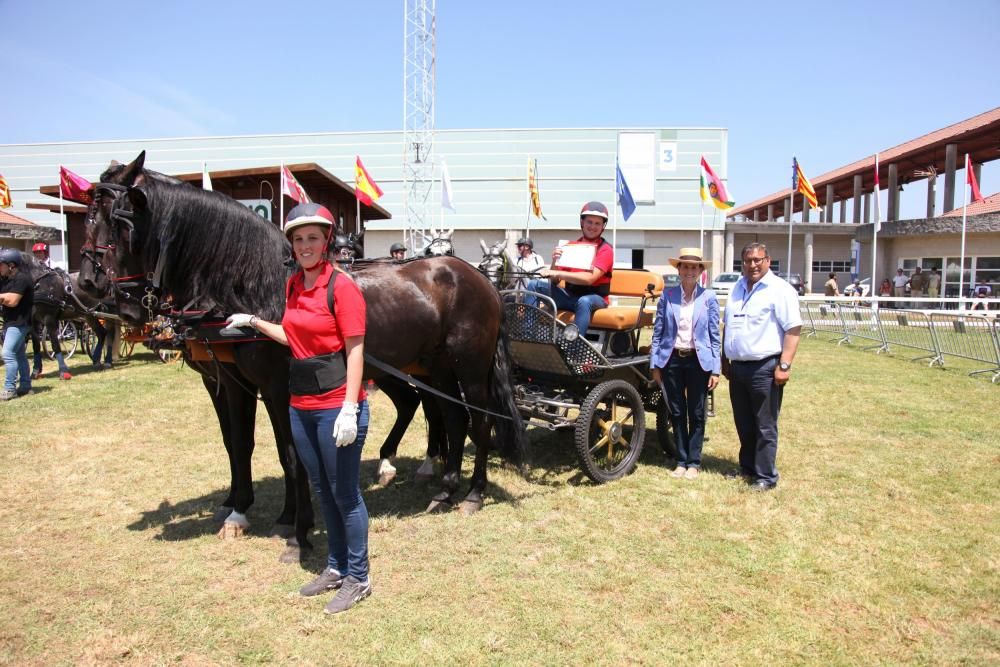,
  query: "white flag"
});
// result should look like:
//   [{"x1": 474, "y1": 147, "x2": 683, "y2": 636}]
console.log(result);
[
  {"x1": 441, "y1": 159, "x2": 456, "y2": 212},
  {"x1": 202, "y1": 162, "x2": 213, "y2": 191}
]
